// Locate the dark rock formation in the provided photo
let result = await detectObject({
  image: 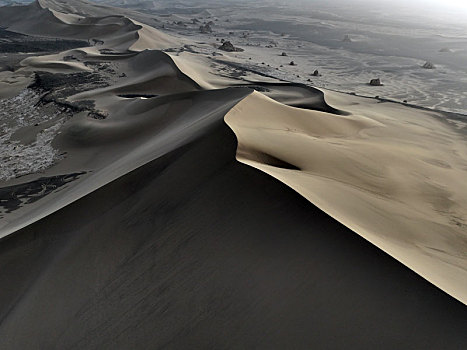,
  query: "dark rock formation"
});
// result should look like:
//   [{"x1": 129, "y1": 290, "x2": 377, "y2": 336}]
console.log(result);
[
  {"x1": 281, "y1": 52, "x2": 288, "y2": 56},
  {"x1": 218, "y1": 41, "x2": 244, "y2": 52},
  {"x1": 199, "y1": 24, "x2": 213, "y2": 34},
  {"x1": 312, "y1": 70, "x2": 320, "y2": 76},
  {"x1": 369, "y1": 78, "x2": 383, "y2": 86},
  {"x1": 422, "y1": 61, "x2": 435, "y2": 69},
  {"x1": 289, "y1": 61, "x2": 296, "y2": 66}
]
